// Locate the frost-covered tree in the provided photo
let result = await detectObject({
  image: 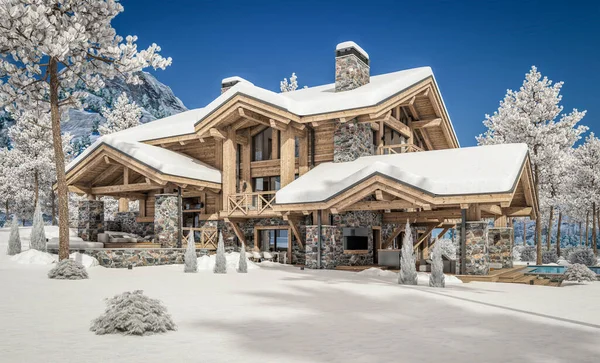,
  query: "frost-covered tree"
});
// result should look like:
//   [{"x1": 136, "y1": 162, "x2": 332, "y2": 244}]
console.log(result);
[
  {"x1": 398, "y1": 220, "x2": 418, "y2": 285},
  {"x1": 280, "y1": 72, "x2": 299, "y2": 92},
  {"x1": 184, "y1": 232, "x2": 197, "y2": 273},
  {"x1": 214, "y1": 232, "x2": 227, "y2": 274},
  {"x1": 520, "y1": 246, "x2": 537, "y2": 262},
  {"x1": 7, "y1": 215, "x2": 21, "y2": 255},
  {"x1": 0, "y1": 0, "x2": 171, "y2": 260},
  {"x1": 30, "y1": 200, "x2": 46, "y2": 251},
  {"x1": 477, "y1": 66, "x2": 587, "y2": 264},
  {"x1": 48, "y1": 259, "x2": 88, "y2": 280},
  {"x1": 541, "y1": 249, "x2": 558, "y2": 264},
  {"x1": 238, "y1": 242, "x2": 248, "y2": 273},
  {"x1": 90, "y1": 290, "x2": 176, "y2": 336},
  {"x1": 567, "y1": 247, "x2": 597, "y2": 266},
  {"x1": 563, "y1": 264, "x2": 597, "y2": 283},
  {"x1": 573, "y1": 133, "x2": 600, "y2": 255},
  {"x1": 429, "y1": 239, "x2": 445, "y2": 288},
  {"x1": 99, "y1": 92, "x2": 142, "y2": 135}
]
